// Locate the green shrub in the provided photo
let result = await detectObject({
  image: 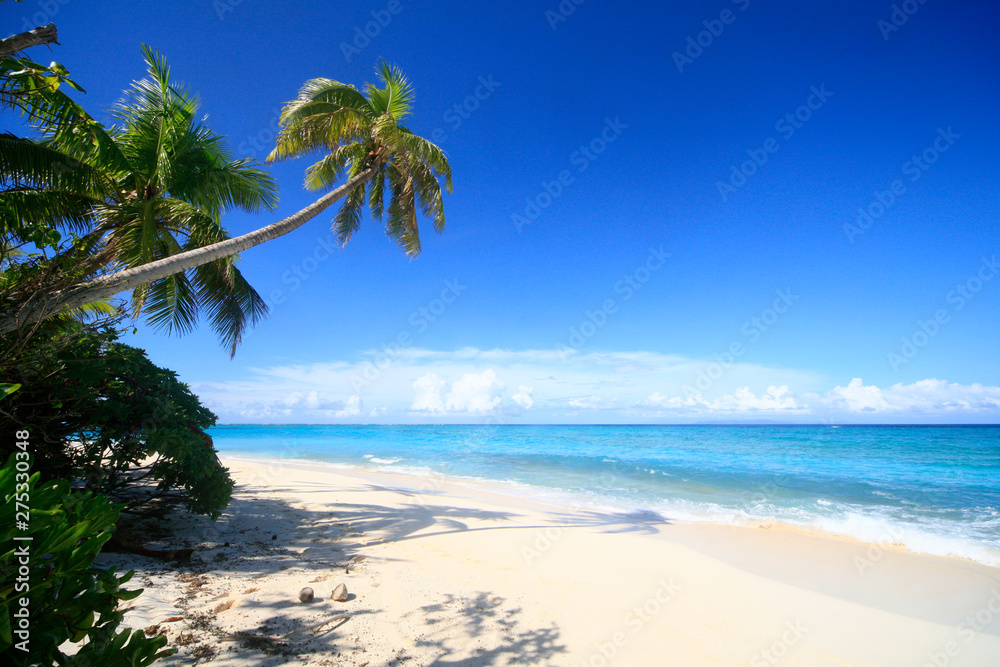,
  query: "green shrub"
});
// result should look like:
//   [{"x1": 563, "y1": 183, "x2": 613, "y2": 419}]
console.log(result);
[
  {"x1": 0, "y1": 323, "x2": 234, "y2": 519},
  {"x1": 0, "y1": 454, "x2": 174, "y2": 666}
]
